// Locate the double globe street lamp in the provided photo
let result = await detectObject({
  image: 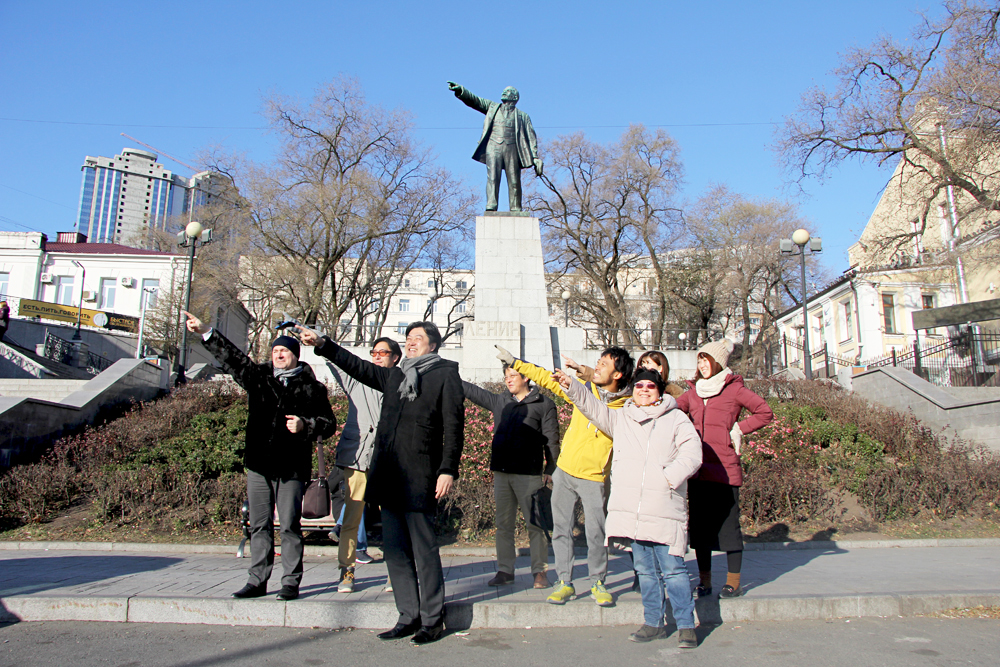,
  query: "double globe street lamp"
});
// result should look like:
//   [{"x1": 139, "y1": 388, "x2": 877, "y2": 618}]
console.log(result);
[
  {"x1": 780, "y1": 228, "x2": 822, "y2": 380},
  {"x1": 175, "y1": 221, "x2": 212, "y2": 385}
]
